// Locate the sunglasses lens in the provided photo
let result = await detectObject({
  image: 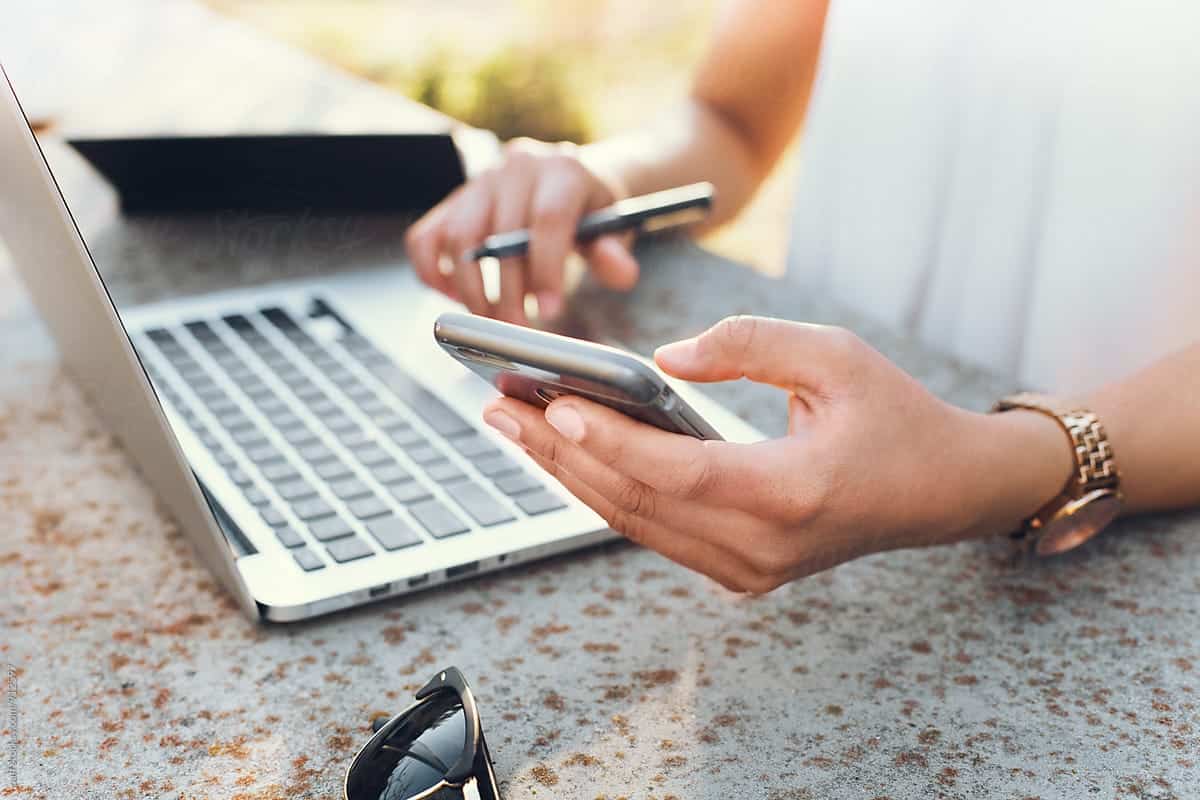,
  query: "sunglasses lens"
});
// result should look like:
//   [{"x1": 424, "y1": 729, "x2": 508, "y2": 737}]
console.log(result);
[{"x1": 347, "y1": 697, "x2": 467, "y2": 800}]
